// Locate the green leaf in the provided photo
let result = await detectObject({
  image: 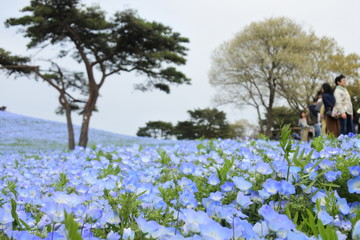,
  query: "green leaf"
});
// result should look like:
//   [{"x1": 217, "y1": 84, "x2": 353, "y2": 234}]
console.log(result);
[{"x1": 64, "y1": 211, "x2": 83, "y2": 240}]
